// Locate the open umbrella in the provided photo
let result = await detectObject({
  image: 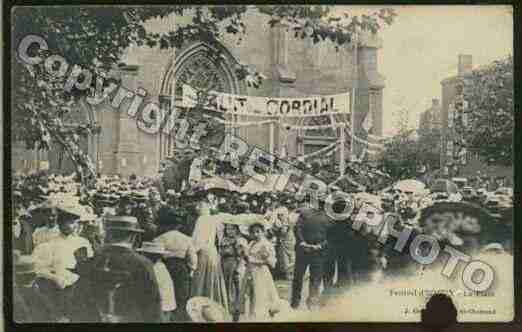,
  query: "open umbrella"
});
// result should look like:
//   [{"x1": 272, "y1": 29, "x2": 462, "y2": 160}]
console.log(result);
[
  {"x1": 430, "y1": 179, "x2": 458, "y2": 194},
  {"x1": 202, "y1": 176, "x2": 241, "y2": 191},
  {"x1": 353, "y1": 192, "x2": 382, "y2": 209},
  {"x1": 239, "y1": 174, "x2": 289, "y2": 194},
  {"x1": 393, "y1": 179, "x2": 426, "y2": 194}
]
